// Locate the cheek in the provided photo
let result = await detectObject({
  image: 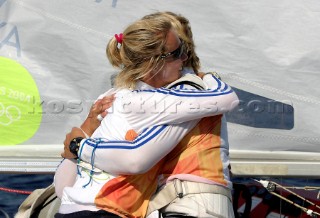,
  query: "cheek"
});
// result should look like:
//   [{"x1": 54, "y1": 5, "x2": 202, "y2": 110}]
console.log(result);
[
  {"x1": 165, "y1": 62, "x2": 180, "y2": 72},
  {"x1": 162, "y1": 63, "x2": 181, "y2": 81}
]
